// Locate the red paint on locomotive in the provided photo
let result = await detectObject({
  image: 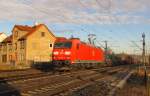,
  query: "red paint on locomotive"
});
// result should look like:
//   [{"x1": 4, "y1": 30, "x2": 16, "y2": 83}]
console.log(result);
[{"x1": 52, "y1": 38, "x2": 104, "y2": 65}]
